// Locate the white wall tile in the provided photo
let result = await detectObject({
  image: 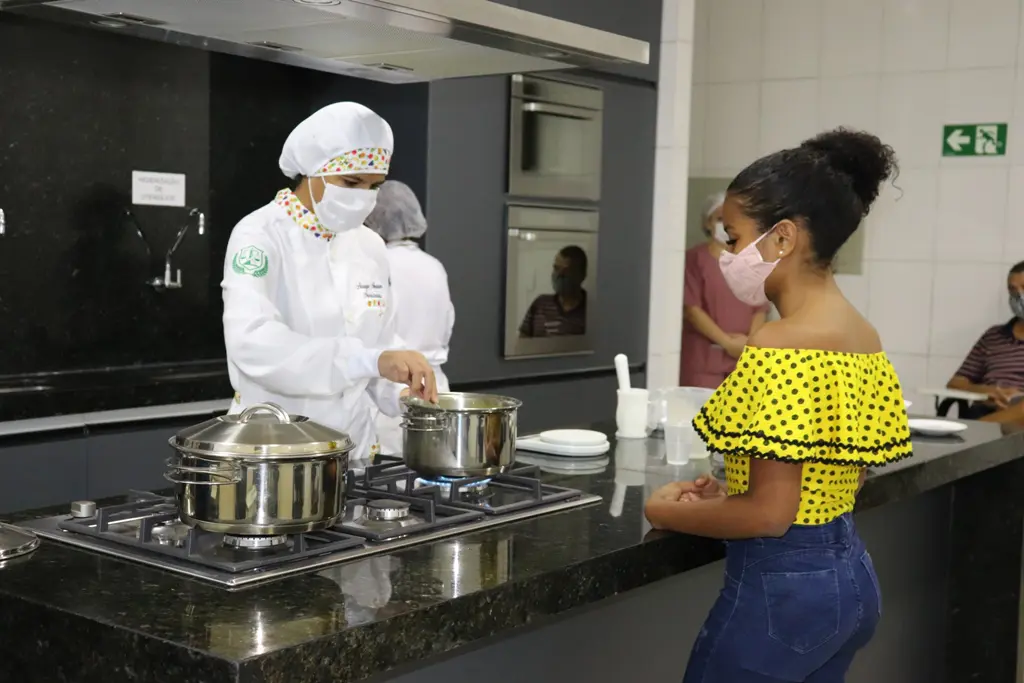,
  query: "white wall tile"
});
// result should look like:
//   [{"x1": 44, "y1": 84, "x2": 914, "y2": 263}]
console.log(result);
[
  {"x1": 1008, "y1": 70, "x2": 1024, "y2": 166},
  {"x1": 821, "y1": 0, "x2": 884, "y2": 76},
  {"x1": 935, "y1": 167, "x2": 1009, "y2": 262},
  {"x1": 835, "y1": 274, "x2": 870, "y2": 316},
  {"x1": 662, "y1": 0, "x2": 693, "y2": 43},
  {"x1": 929, "y1": 263, "x2": 1007, "y2": 357},
  {"x1": 878, "y1": 72, "x2": 947, "y2": 168},
  {"x1": 647, "y1": 250, "x2": 686, "y2": 356},
  {"x1": 762, "y1": 0, "x2": 821, "y2": 80},
  {"x1": 652, "y1": 147, "x2": 690, "y2": 253},
  {"x1": 819, "y1": 76, "x2": 881, "y2": 134},
  {"x1": 691, "y1": 0, "x2": 711, "y2": 84},
  {"x1": 707, "y1": 0, "x2": 763, "y2": 83},
  {"x1": 882, "y1": 0, "x2": 950, "y2": 73},
  {"x1": 865, "y1": 169, "x2": 938, "y2": 261},
  {"x1": 948, "y1": 0, "x2": 1020, "y2": 69},
  {"x1": 945, "y1": 68, "x2": 1016, "y2": 125},
  {"x1": 886, "y1": 353, "x2": 930, "y2": 412},
  {"x1": 1004, "y1": 167, "x2": 1024, "y2": 259},
  {"x1": 705, "y1": 83, "x2": 760, "y2": 175},
  {"x1": 759, "y1": 79, "x2": 819, "y2": 154},
  {"x1": 647, "y1": 353, "x2": 681, "y2": 390},
  {"x1": 657, "y1": 41, "x2": 694, "y2": 149},
  {"x1": 867, "y1": 261, "x2": 934, "y2": 354},
  {"x1": 926, "y1": 354, "x2": 966, "y2": 385},
  {"x1": 689, "y1": 84, "x2": 708, "y2": 173}
]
